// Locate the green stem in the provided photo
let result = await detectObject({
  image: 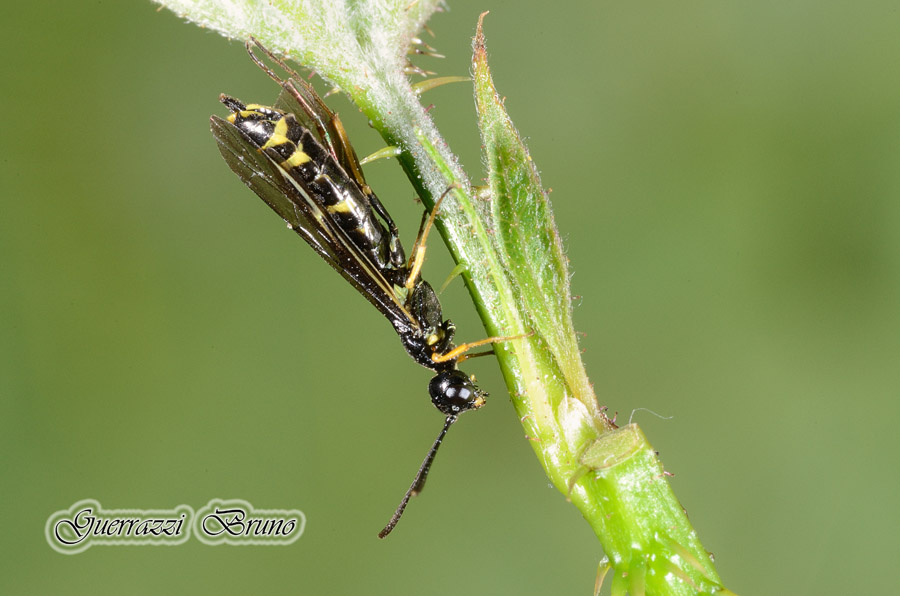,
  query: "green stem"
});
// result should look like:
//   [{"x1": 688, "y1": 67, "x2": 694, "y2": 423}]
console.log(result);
[{"x1": 335, "y1": 26, "x2": 732, "y2": 596}]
